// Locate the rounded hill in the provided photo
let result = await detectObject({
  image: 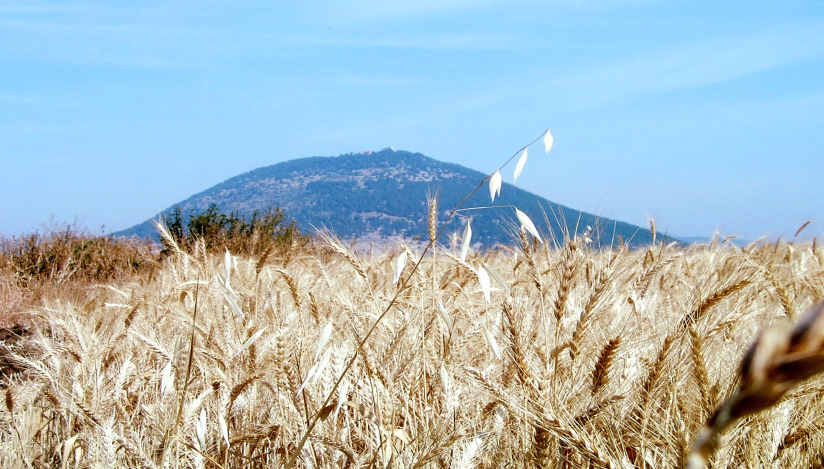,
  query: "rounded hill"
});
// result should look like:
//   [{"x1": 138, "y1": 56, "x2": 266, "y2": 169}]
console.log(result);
[{"x1": 118, "y1": 149, "x2": 664, "y2": 248}]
